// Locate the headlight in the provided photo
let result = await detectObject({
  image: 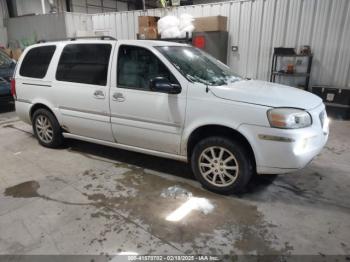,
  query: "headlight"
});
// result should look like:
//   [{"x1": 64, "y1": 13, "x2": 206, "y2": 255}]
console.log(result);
[{"x1": 267, "y1": 108, "x2": 312, "y2": 129}]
